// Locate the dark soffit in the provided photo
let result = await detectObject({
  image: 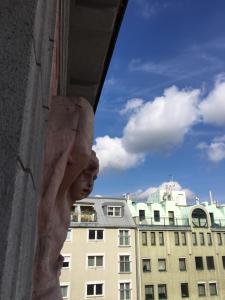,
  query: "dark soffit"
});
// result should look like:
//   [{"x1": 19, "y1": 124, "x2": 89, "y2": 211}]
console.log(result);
[{"x1": 60, "y1": 0, "x2": 128, "y2": 112}]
